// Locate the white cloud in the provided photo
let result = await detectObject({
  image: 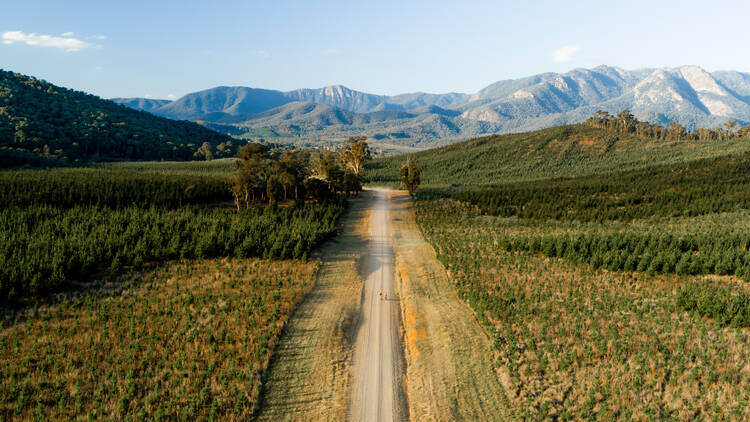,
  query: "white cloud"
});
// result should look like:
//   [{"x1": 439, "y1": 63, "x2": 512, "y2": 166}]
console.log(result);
[
  {"x1": 166, "y1": 94, "x2": 177, "y2": 100},
  {"x1": 552, "y1": 45, "x2": 580, "y2": 63},
  {"x1": 93, "y1": 35, "x2": 107, "y2": 40},
  {"x1": 1, "y1": 30, "x2": 95, "y2": 52},
  {"x1": 61, "y1": 31, "x2": 74, "y2": 37},
  {"x1": 255, "y1": 49, "x2": 270, "y2": 58},
  {"x1": 143, "y1": 94, "x2": 154, "y2": 99}
]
